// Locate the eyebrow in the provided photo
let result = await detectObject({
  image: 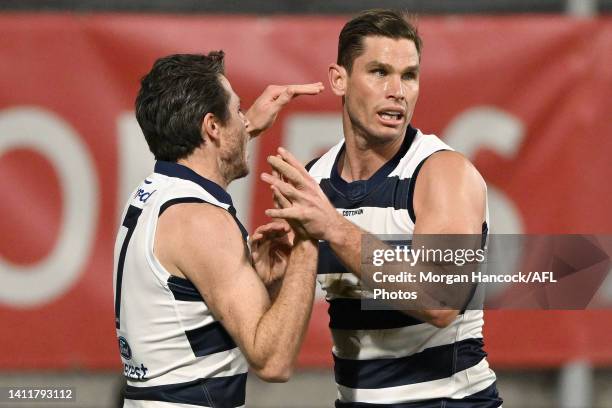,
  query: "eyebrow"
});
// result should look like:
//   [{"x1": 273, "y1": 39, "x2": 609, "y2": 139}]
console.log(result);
[{"x1": 366, "y1": 61, "x2": 420, "y2": 73}]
